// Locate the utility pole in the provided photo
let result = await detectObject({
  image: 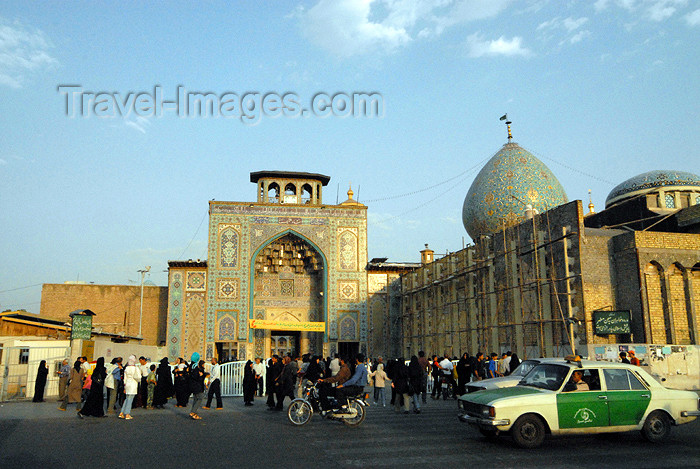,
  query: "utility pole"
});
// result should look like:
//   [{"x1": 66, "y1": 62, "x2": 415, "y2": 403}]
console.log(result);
[{"x1": 138, "y1": 266, "x2": 151, "y2": 338}]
